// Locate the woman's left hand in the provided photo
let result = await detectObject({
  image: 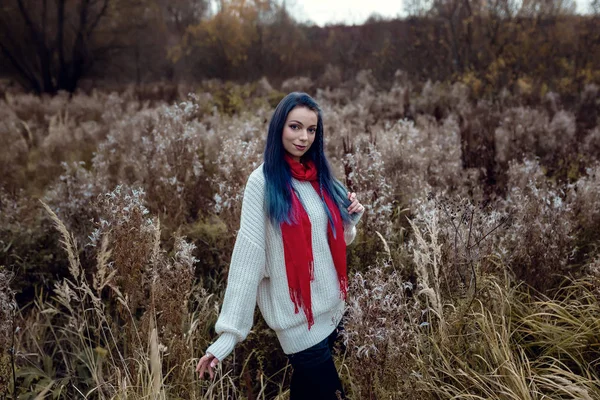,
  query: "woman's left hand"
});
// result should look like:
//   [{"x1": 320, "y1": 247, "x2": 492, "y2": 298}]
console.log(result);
[{"x1": 347, "y1": 191, "x2": 364, "y2": 214}]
